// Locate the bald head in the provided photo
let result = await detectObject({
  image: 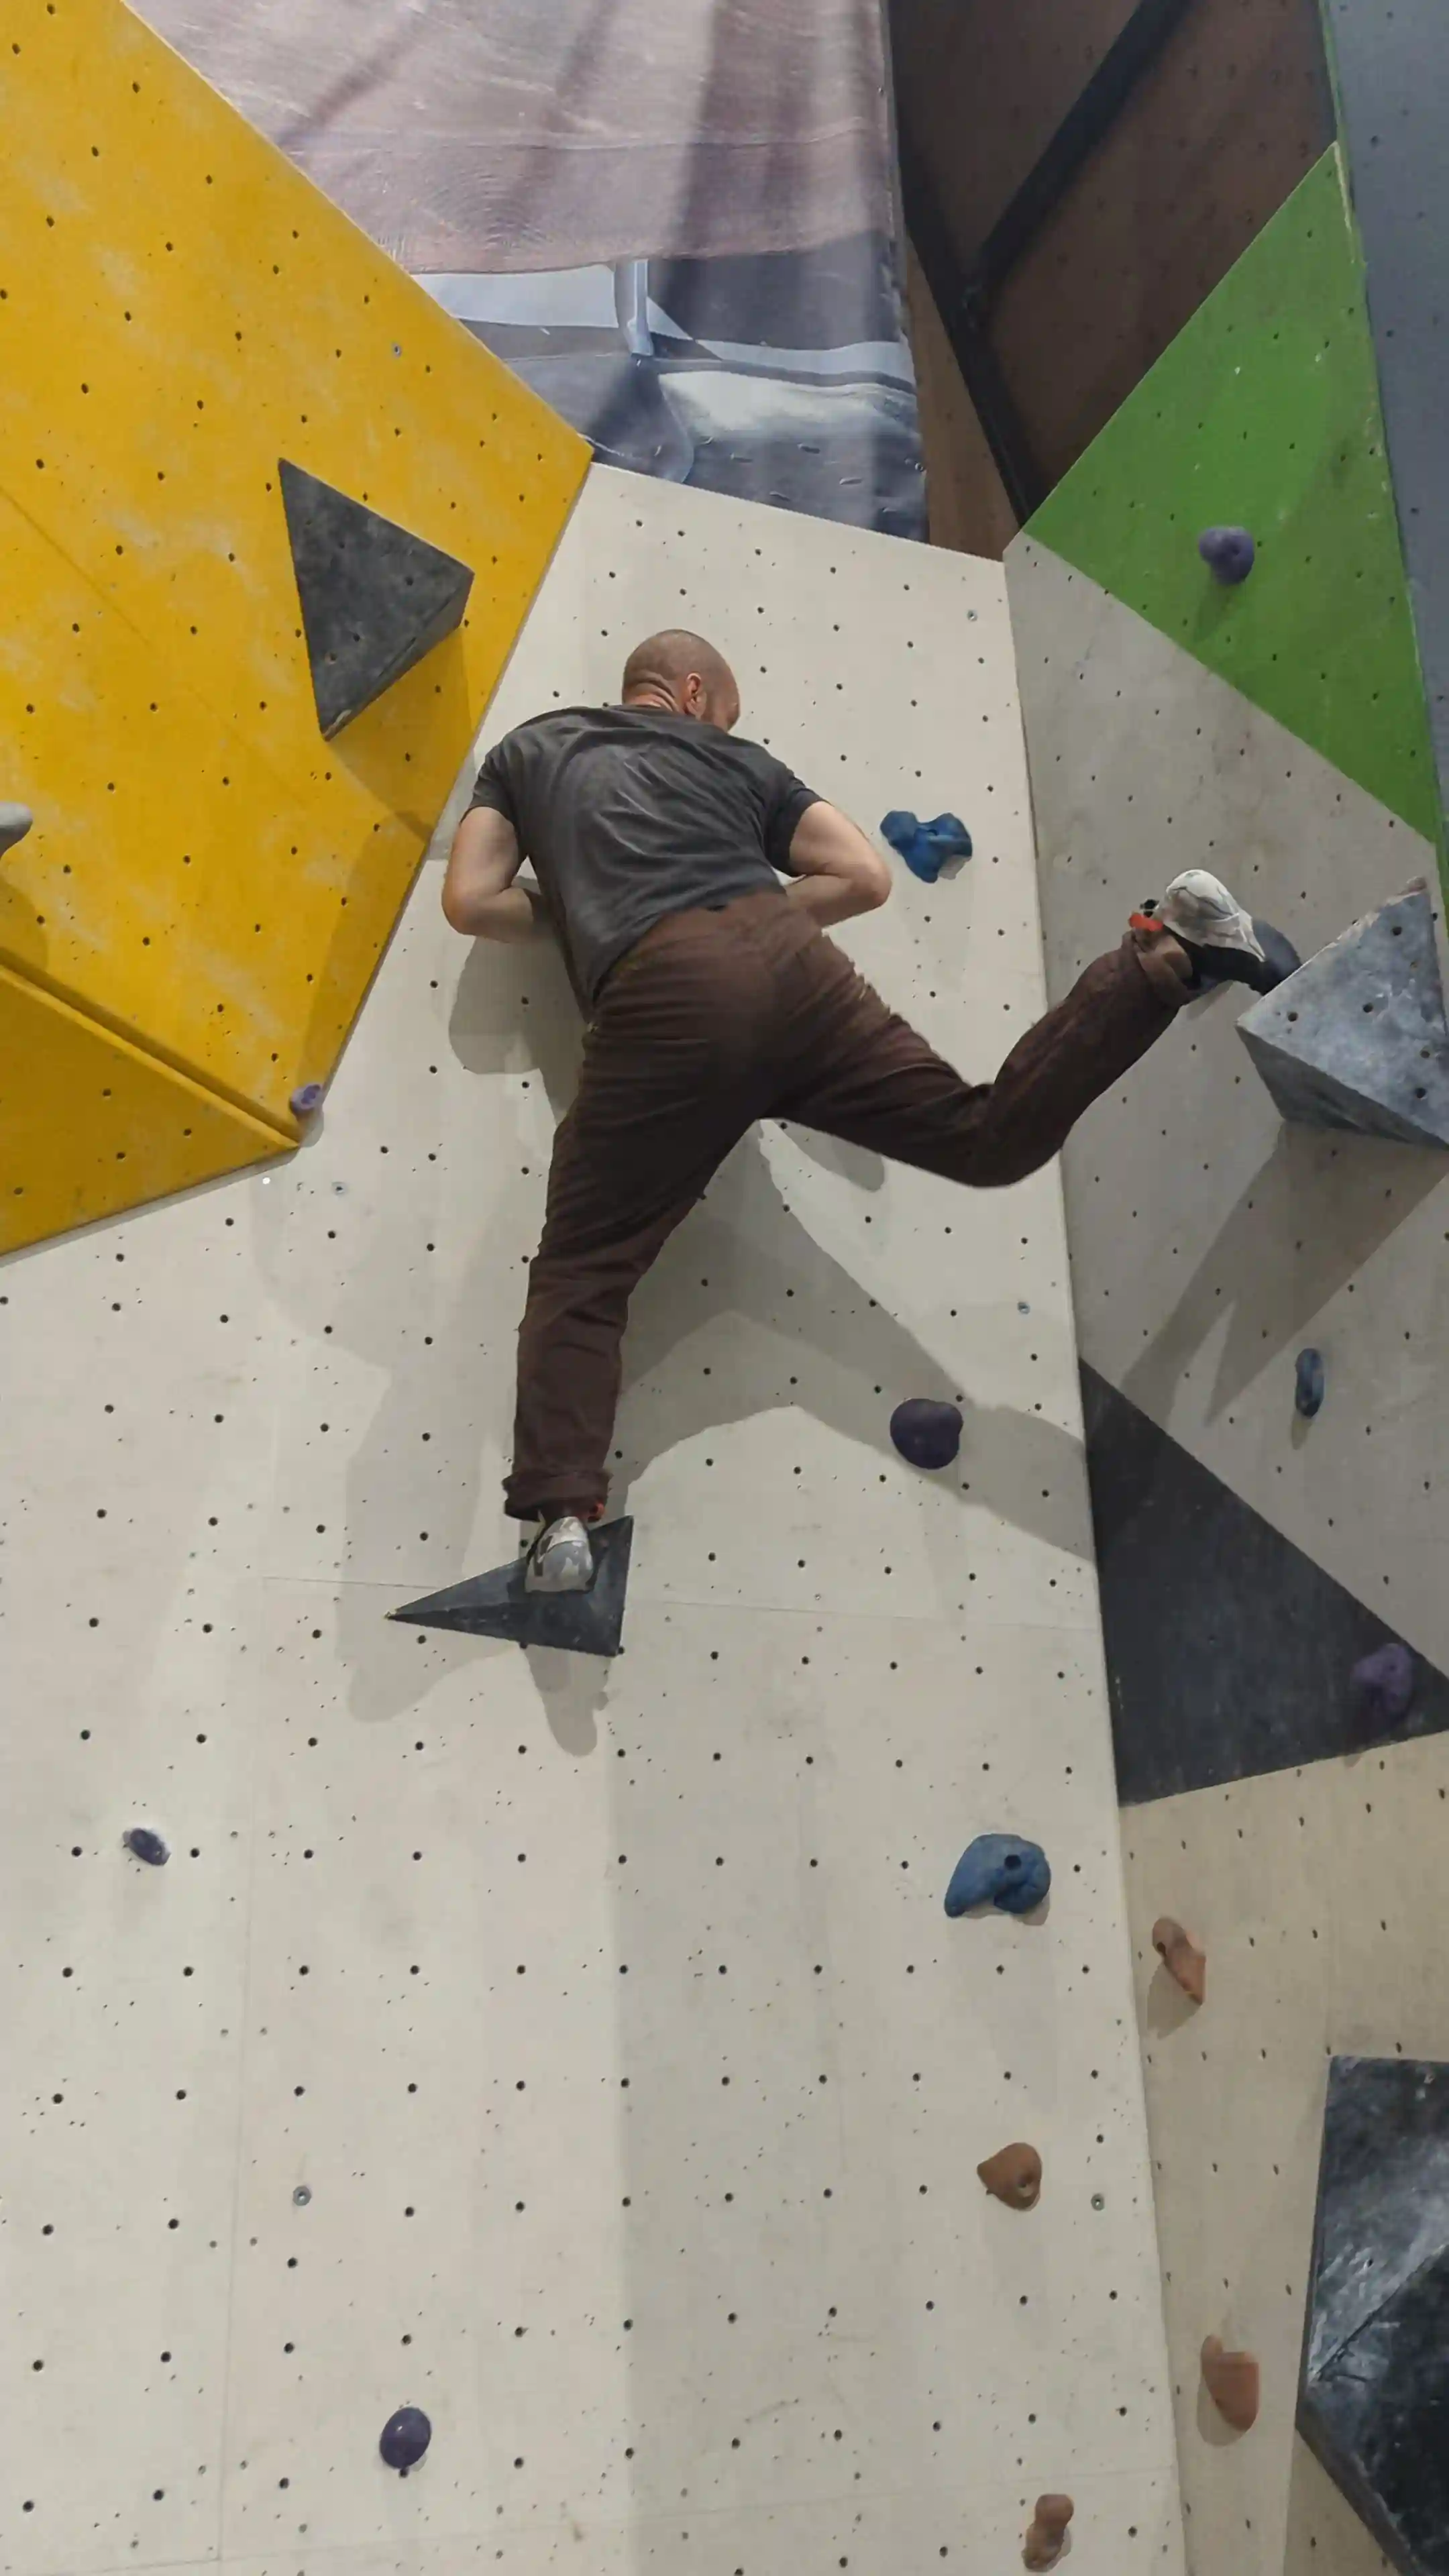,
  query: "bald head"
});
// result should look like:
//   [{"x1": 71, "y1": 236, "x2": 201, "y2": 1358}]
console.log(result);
[{"x1": 620, "y1": 629, "x2": 740, "y2": 731}]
